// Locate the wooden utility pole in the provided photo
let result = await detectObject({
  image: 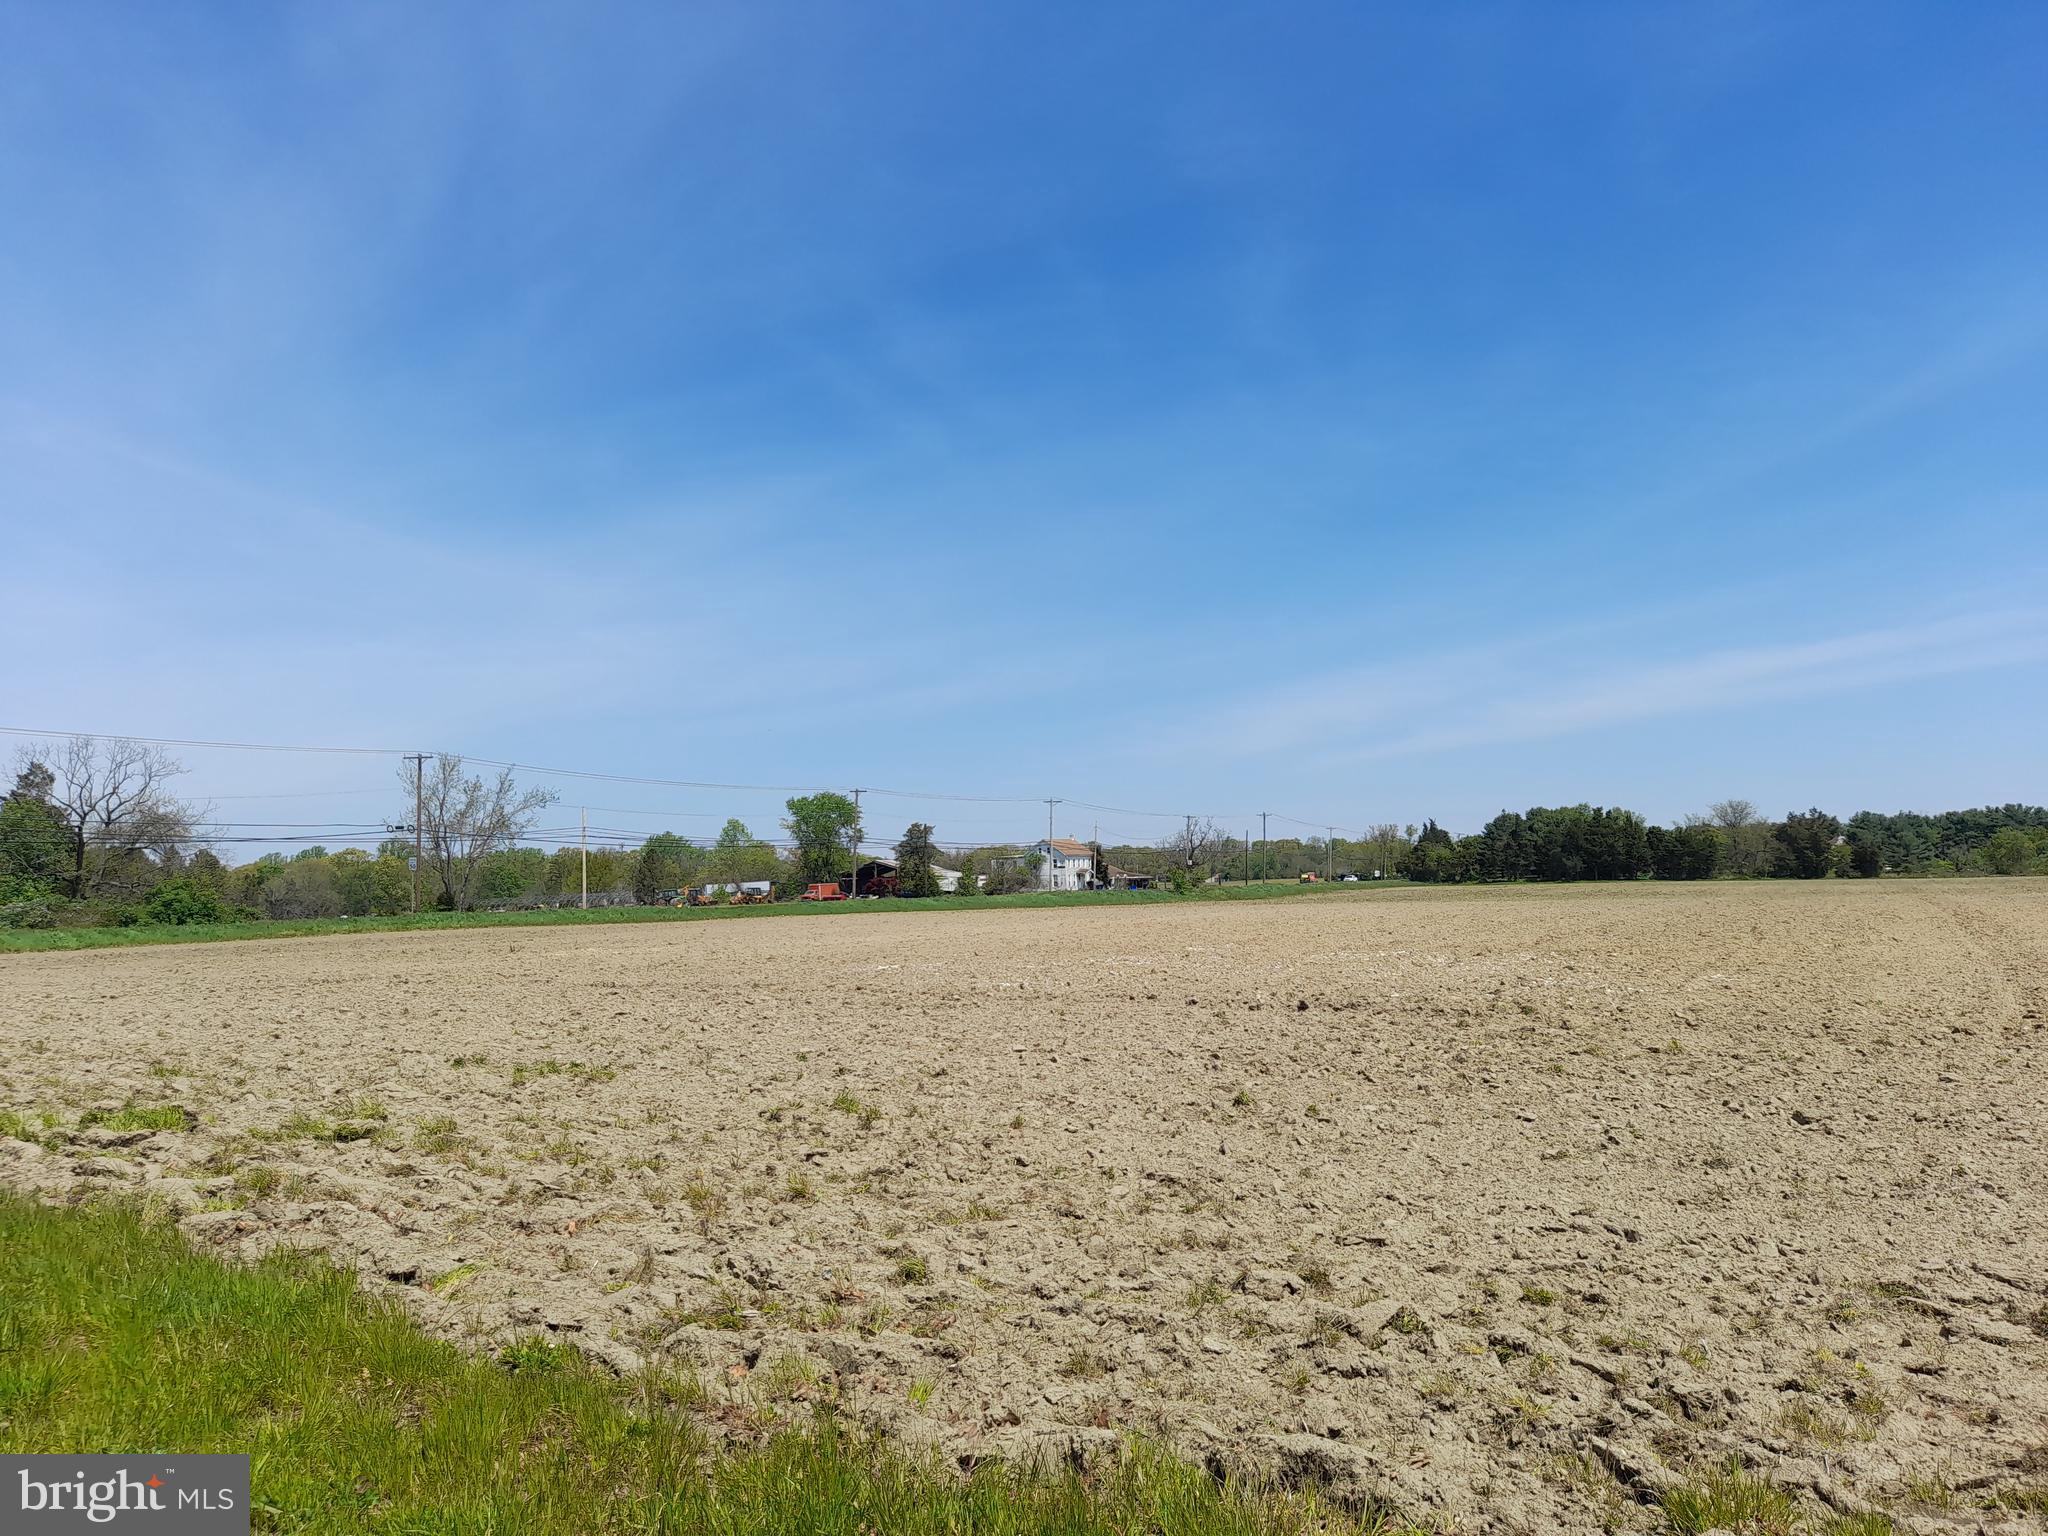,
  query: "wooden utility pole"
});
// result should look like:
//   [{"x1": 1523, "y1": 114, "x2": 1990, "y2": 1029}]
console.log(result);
[
  {"x1": 1260, "y1": 811, "x2": 1268, "y2": 882},
  {"x1": 404, "y1": 753, "x2": 427, "y2": 913},
  {"x1": 1327, "y1": 828, "x2": 1335, "y2": 882},
  {"x1": 1044, "y1": 798, "x2": 1060, "y2": 891},
  {"x1": 1243, "y1": 831, "x2": 1250, "y2": 885},
  {"x1": 850, "y1": 788, "x2": 863, "y2": 897},
  {"x1": 580, "y1": 807, "x2": 588, "y2": 909}
]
